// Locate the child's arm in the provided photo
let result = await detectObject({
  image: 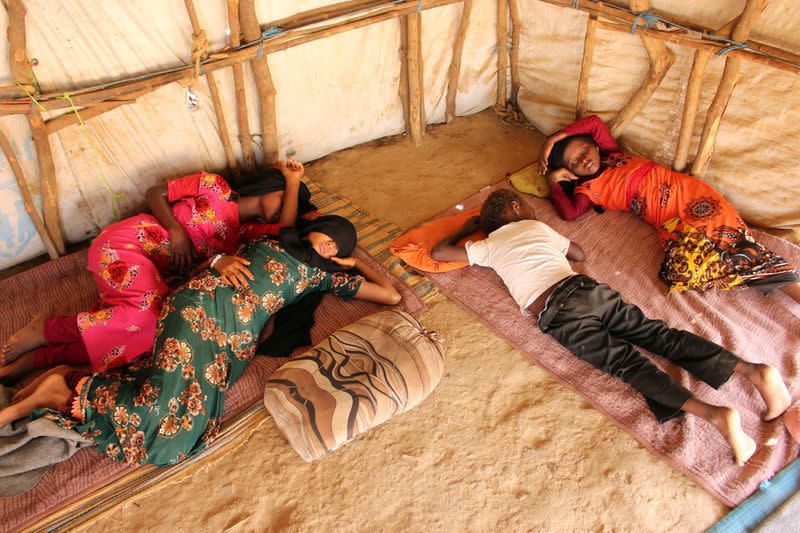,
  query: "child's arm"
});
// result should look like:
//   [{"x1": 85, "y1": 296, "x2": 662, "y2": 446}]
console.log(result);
[
  {"x1": 566, "y1": 242, "x2": 585, "y2": 262},
  {"x1": 274, "y1": 158, "x2": 304, "y2": 227},
  {"x1": 146, "y1": 182, "x2": 195, "y2": 274},
  {"x1": 331, "y1": 256, "x2": 401, "y2": 305},
  {"x1": 430, "y1": 216, "x2": 479, "y2": 262}
]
